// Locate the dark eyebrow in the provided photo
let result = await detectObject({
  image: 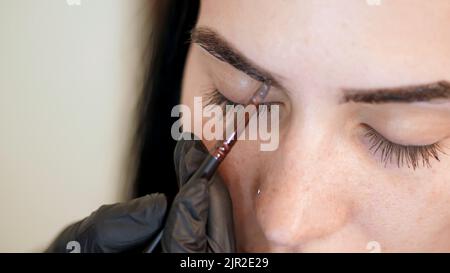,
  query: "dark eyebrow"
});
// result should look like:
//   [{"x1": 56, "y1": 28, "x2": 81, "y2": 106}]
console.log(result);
[
  {"x1": 343, "y1": 81, "x2": 450, "y2": 104},
  {"x1": 191, "y1": 26, "x2": 450, "y2": 104},
  {"x1": 190, "y1": 26, "x2": 281, "y2": 88}
]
